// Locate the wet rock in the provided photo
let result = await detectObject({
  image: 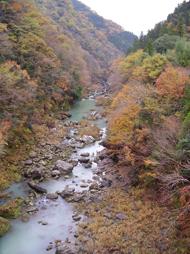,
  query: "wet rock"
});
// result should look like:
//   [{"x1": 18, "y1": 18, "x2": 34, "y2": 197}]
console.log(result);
[
  {"x1": 38, "y1": 220, "x2": 48, "y2": 225},
  {"x1": 30, "y1": 168, "x2": 43, "y2": 180},
  {"x1": 51, "y1": 170, "x2": 61, "y2": 178},
  {"x1": 80, "y1": 135, "x2": 95, "y2": 144},
  {"x1": 59, "y1": 188, "x2": 75, "y2": 199},
  {"x1": 46, "y1": 193, "x2": 58, "y2": 200},
  {"x1": 89, "y1": 182, "x2": 99, "y2": 190},
  {"x1": 54, "y1": 160, "x2": 74, "y2": 174},
  {"x1": 78, "y1": 157, "x2": 90, "y2": 164},
  {"x1": 28, "y1": 182, "x2": 47, "y2": 194},
  {"x1": 55, "y1": 245, "x2": 75, "y2": 254},
  {"x1": 26, "y1": 206, "x2": 38, "y2": 213},
  {"x1": 72, "y1": 214, "x2": 81, "y2": 222},
  {"x1": 80, "y1": 183, "x2": 88, "y2": 188},
  {"x1": 84, "y1": 162, "x2": 92, "y2": 168},
  {"x1": 80, "y1": 153, "x2": 90, "y2": 157},
  {"x1": 46, "y1": 245, "x2": 53, "y2": 251}
]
